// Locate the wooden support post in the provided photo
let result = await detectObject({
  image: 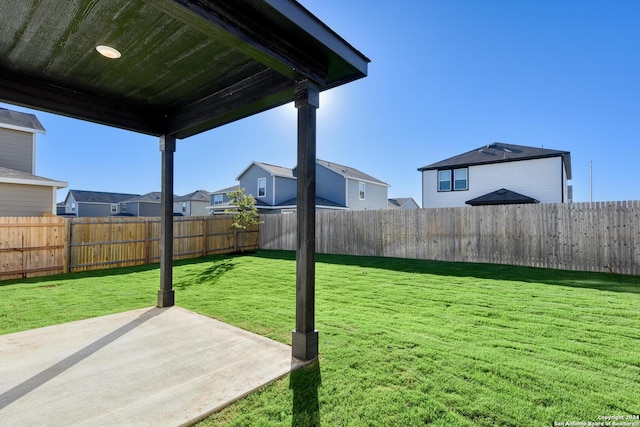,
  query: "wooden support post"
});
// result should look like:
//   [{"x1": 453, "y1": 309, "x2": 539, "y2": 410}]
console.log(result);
[
  {"x1": 292, "y1": 80, "x2": 319, "y2": 361},
  {"x1": 158, "y1": 135, "x2": 176, "y2": 307}
]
